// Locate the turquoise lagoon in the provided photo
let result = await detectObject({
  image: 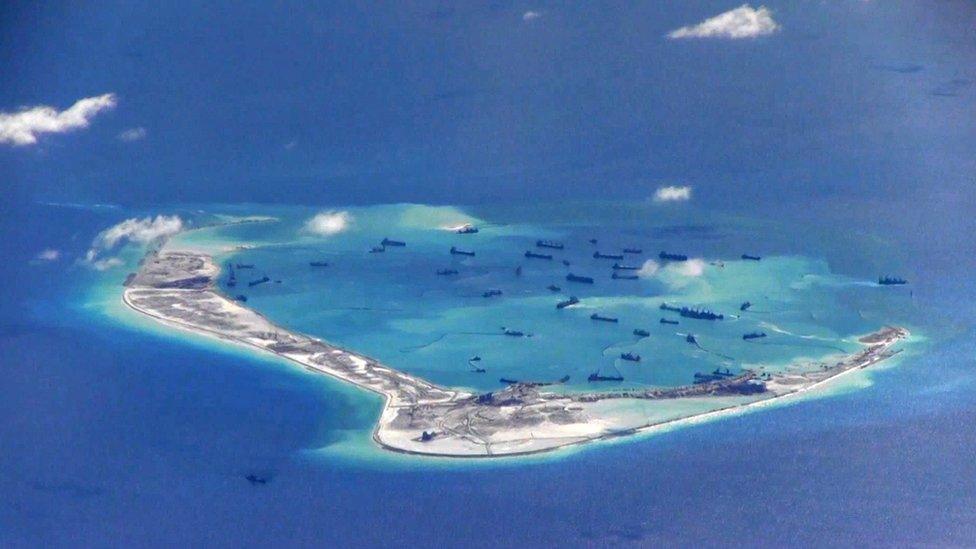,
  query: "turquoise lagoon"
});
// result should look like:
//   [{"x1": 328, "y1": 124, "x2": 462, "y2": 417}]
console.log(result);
[{"x1": 149, "y1": 202, "x2": 915, "y2": 399}]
